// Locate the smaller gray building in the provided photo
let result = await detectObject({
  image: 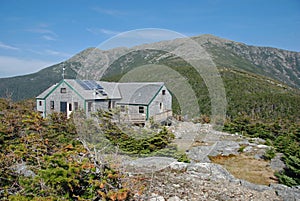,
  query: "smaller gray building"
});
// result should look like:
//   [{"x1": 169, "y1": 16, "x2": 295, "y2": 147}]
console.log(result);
[{"x1": 36, "y1": 79, "x2": 172, "y2": 123}]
